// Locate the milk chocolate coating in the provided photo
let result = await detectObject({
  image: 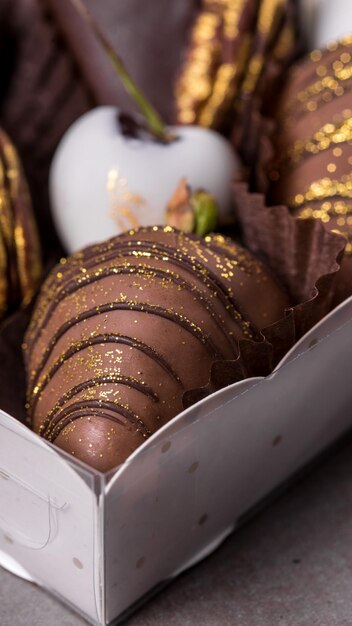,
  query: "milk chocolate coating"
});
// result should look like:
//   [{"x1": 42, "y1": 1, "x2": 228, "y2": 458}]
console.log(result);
[
  {"x1": 268, "y1": 39, "x2": 352, "y2": 303},
  {"x1": 24, "y1": 227, "x2": 289, "y2": 472}
]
